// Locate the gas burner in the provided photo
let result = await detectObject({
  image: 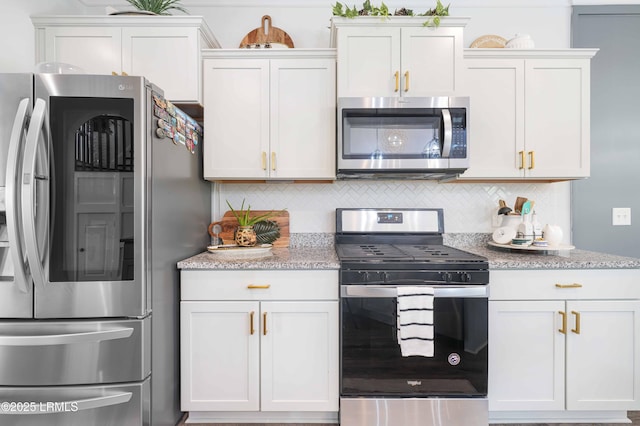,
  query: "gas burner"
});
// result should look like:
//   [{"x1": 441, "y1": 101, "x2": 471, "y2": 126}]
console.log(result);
[{"x1": 335, "y1": 208, "x2": 489, "y2": 285}]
